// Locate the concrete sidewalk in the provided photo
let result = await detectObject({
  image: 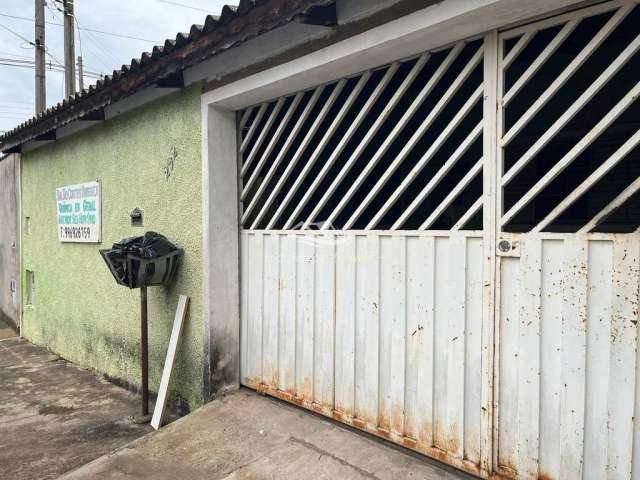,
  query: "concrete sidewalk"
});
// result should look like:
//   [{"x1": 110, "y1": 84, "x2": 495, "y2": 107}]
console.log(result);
[
  {"x1": 60, "y1": 389, "x2": 472, "y2": 480},
  {"x1": 0, "y1": 338, "x2": 151, "y2": 480}
]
